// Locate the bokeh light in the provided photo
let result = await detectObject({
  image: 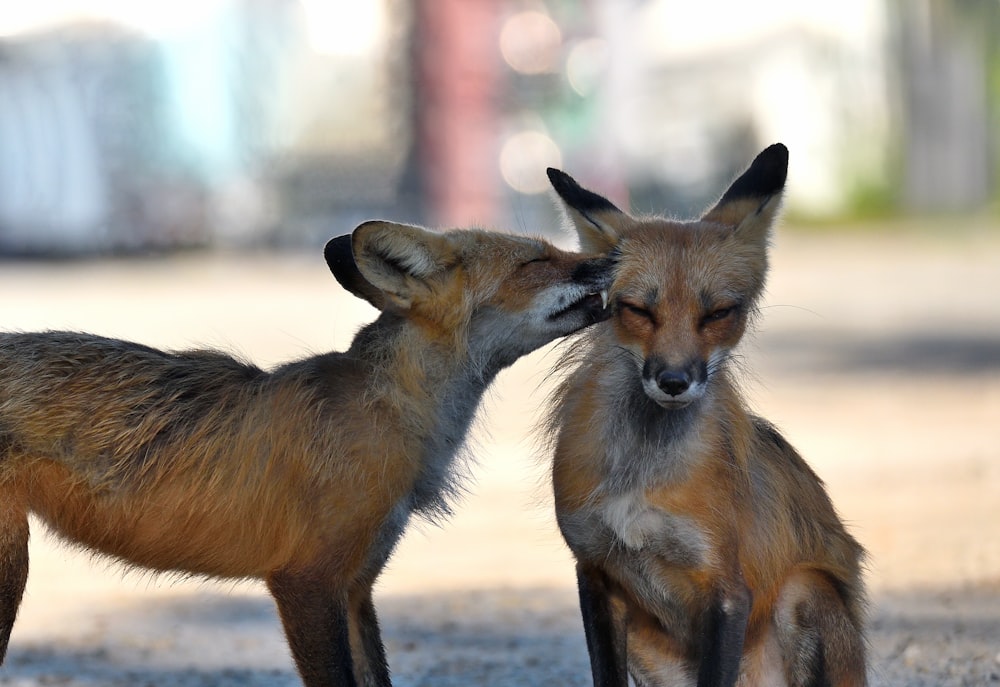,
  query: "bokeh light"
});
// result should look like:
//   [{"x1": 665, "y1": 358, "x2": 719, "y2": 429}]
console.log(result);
[
  {"x1": 499, "y1": 130, "x2": 562, "y2": 194},
  {"x1": 499, "y1": 10, "x2": 562, "y2": 75},
  {"x1": 566, "y1": 38, "x2": 609, "y2": 96}
]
